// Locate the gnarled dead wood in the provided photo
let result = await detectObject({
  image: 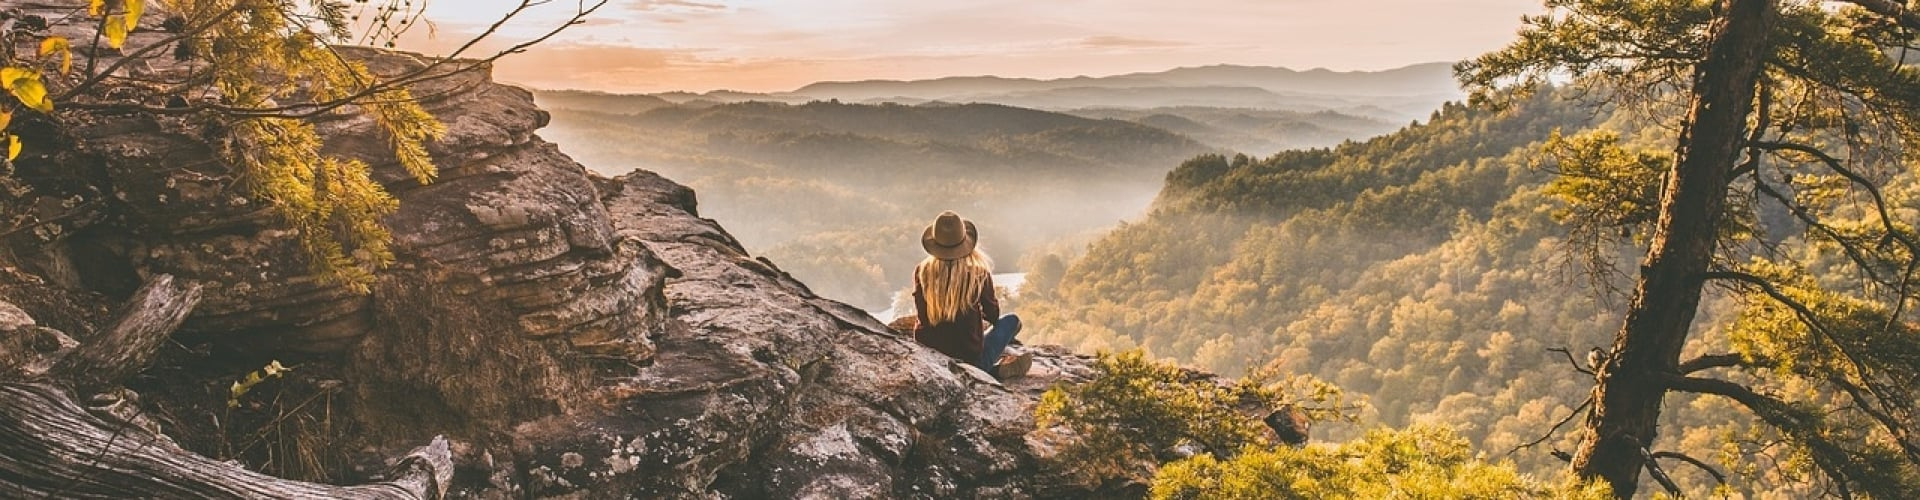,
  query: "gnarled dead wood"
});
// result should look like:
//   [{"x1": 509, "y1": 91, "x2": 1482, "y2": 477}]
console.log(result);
[
  {"x1": 49, "y1": 273, "x2": 202, "y2": 395},
  {"x1": 0, "y1": 382, "x2": 451, "y2": 499}
]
